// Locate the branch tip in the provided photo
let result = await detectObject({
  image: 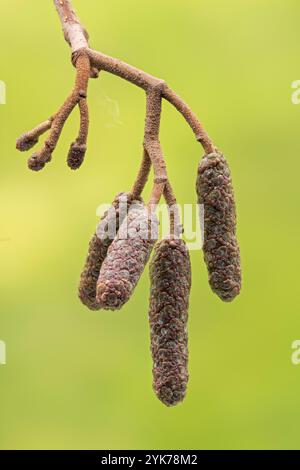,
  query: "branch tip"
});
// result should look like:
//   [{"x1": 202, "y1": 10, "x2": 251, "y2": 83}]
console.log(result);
[{"x1": 67, "y1": 142, "x2": 87, "y2": 170}]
